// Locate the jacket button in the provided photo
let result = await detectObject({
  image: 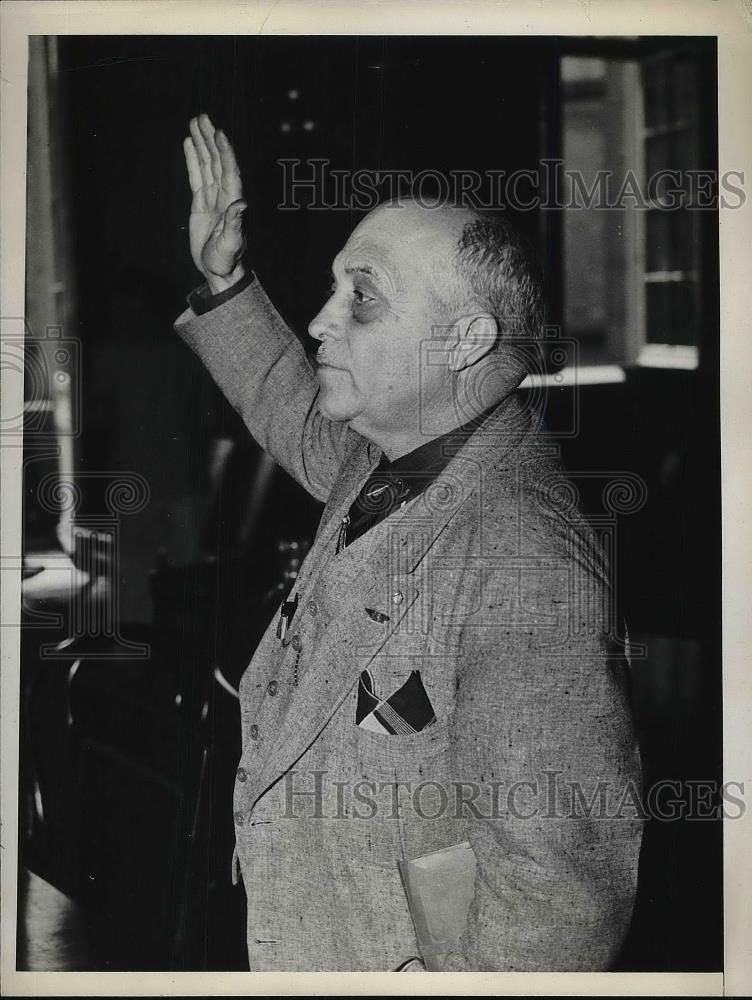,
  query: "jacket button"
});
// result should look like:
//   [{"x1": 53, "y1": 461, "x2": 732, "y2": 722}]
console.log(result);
[
  {"x1": 267, "y1": 680, "x2": 278, "y2": 696},
  {"x1": 306, "y1": 600, "x2": 318, "y2": 616},
  {"x1": 291, "y1": 634, "x2": 302, "y2": 652},
  {"x1": 250, "y1": 724, "x2": 259, "y2": 740},
  {"x1": 391, "y1": 590, "x2": 404, "y2": 605},
  {"x1": 236, "y1": 767, "x2": 247, "y2": 782},
  {"x1": 234, "y1": 811, "x2": 245, "y2": 825}
]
